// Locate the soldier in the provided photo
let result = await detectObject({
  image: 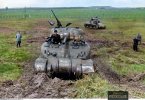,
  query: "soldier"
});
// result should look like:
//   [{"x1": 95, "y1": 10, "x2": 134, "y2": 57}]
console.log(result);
[
  {"x1": 16, "y1": 31, "x2": 22, "y2": 47},
  {"x1": 136, "y1": 33, "x2": 142, "y2": 44},
  {"x1": 51, "y1": 30, "x2": 61, "y2": 44},
  {"x1": 133, "y1": 37, "x2": 139, "y2": 51}
]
